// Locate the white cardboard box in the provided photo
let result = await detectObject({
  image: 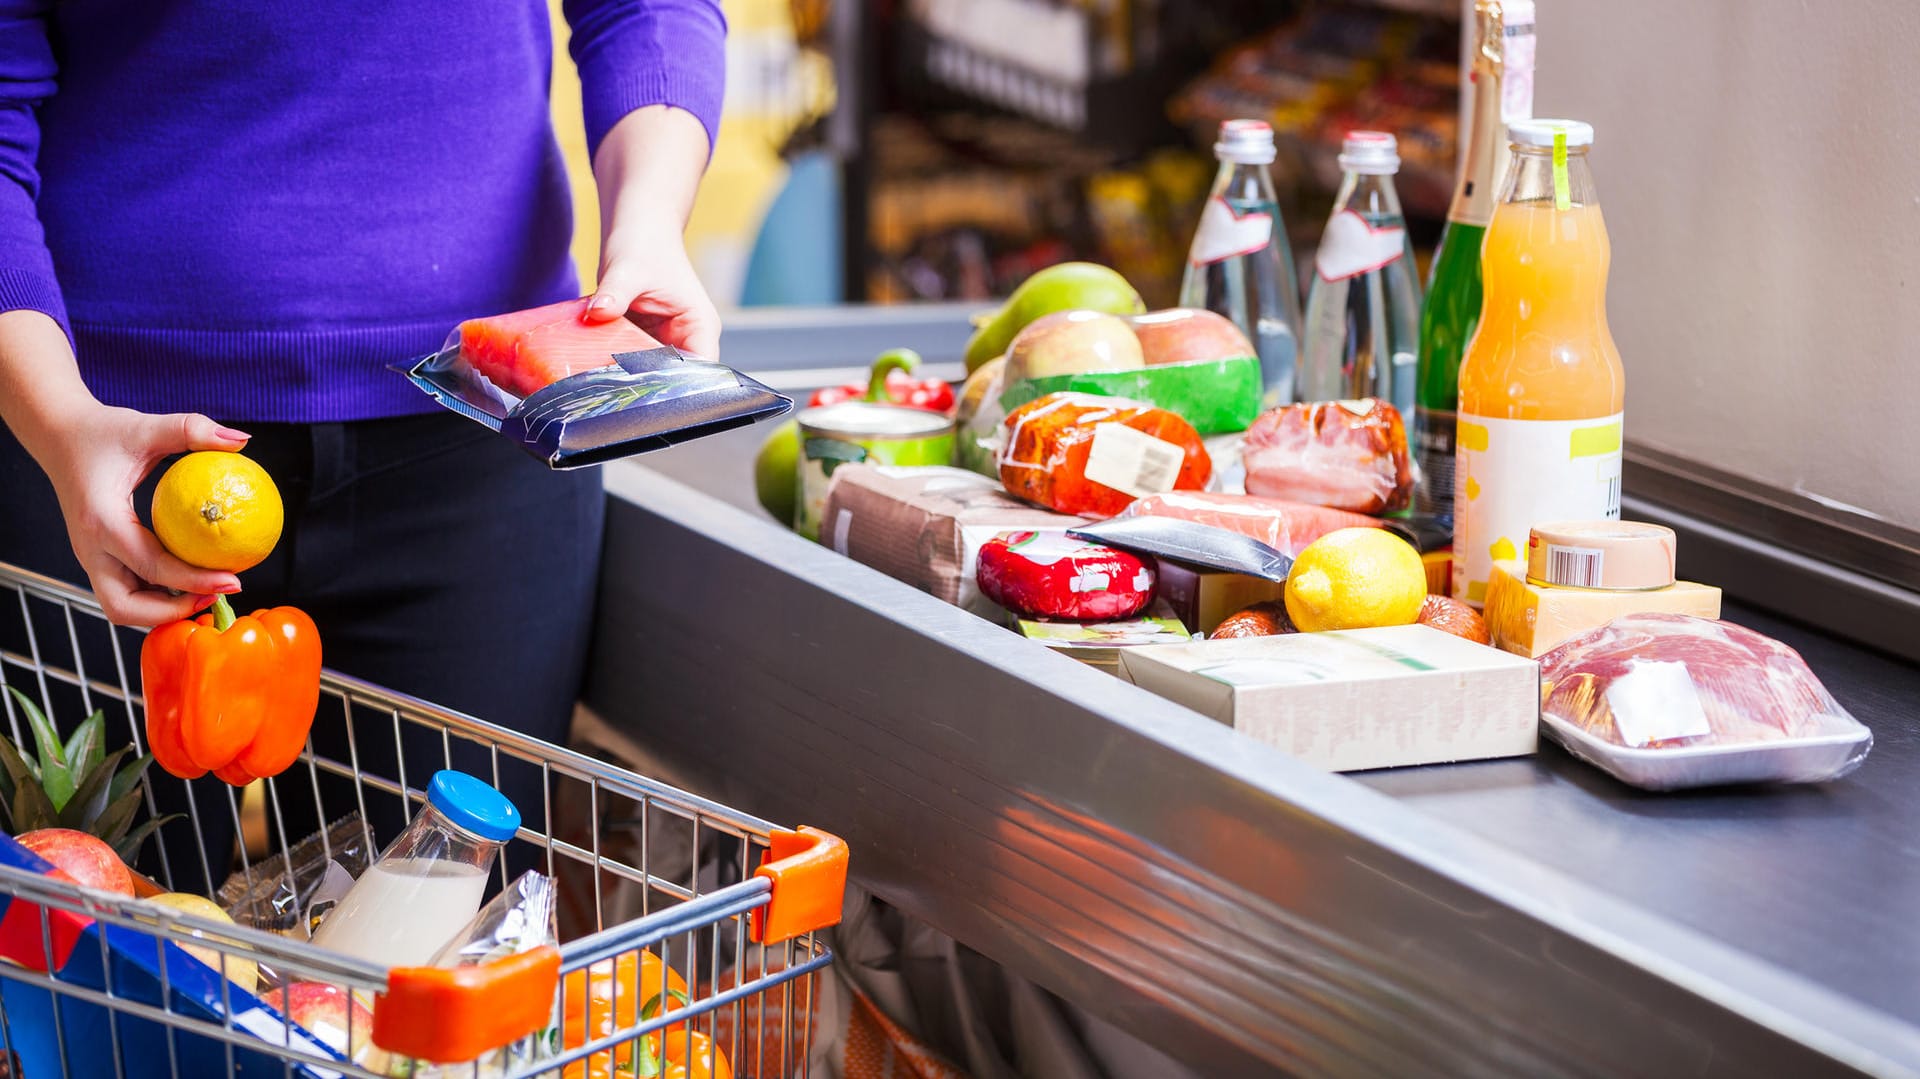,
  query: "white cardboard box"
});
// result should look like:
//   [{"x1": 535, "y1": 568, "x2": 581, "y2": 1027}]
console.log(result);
[{"x1": 1118, "y1": 625, "x2": 1540, "y2": 772}]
